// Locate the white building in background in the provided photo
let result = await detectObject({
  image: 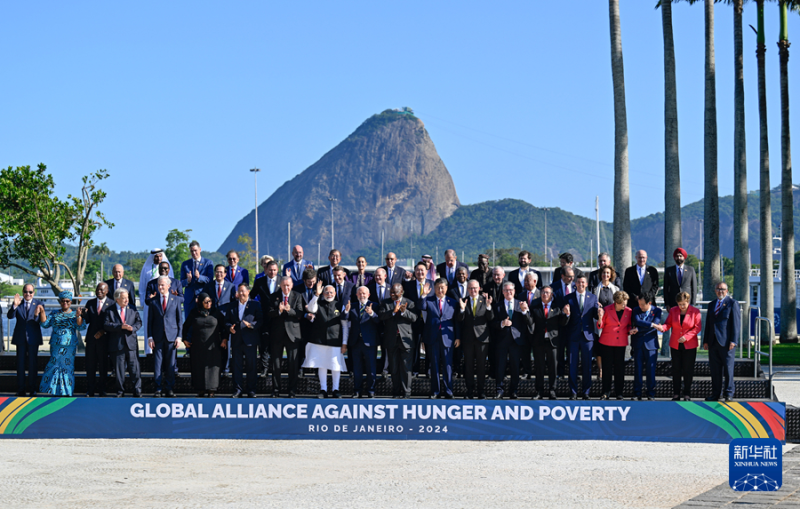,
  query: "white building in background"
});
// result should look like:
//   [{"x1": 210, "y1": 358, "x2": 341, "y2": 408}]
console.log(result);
[{"x1": 0, "y1": 272, "x2": 24, "y2": 285}]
